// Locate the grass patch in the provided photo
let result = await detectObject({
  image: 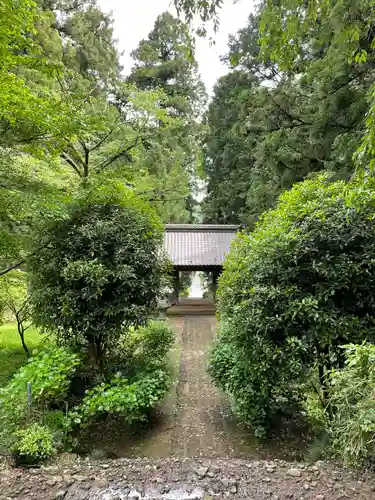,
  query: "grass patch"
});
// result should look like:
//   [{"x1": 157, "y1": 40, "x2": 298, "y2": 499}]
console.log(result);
[{"x1": 0, "y1": 323, "x2": 45, "y2": 386}]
